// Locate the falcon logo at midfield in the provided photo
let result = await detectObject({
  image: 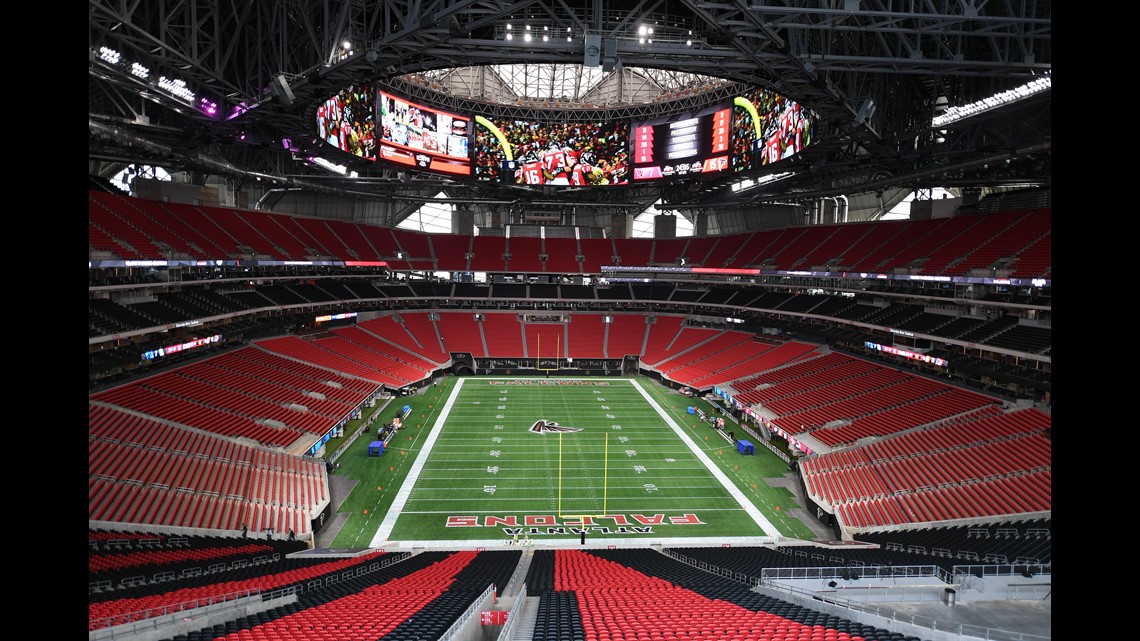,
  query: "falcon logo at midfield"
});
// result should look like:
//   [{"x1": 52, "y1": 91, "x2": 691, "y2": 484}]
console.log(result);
[{"x1": 529, "y1": 419, "x2": 582, "y2": 434}]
